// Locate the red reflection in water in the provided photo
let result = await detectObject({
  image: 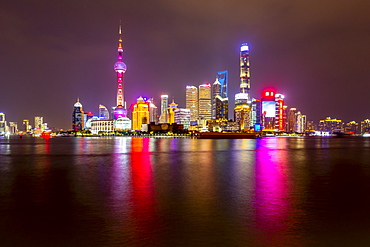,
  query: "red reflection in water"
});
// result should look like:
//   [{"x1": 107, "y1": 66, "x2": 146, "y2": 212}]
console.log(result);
[
  {"x1": 129, "y1": 137, "x2": 159, "y2": 244},
  {"x1": 253, "y1": 138, "x2": 296, "y2": 245}
]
